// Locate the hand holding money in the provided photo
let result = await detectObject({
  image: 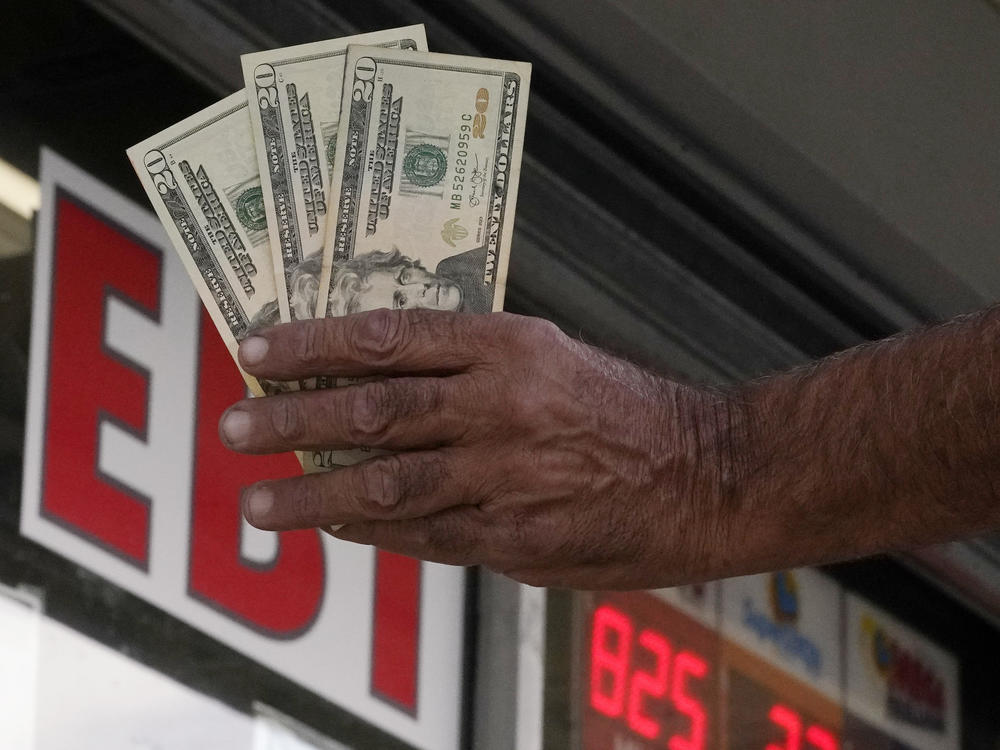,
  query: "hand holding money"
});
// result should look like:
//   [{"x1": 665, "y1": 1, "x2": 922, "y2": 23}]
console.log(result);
[
  {"x1": 241, "y1": 27, "x2": 430, "y2": 325},
  {"x1": 126, "y1": 24, "x2": 1000, "y2": 590},
  {"x1": 129, "y1": 25, "x2": 530, "y2": 470},
  {"x1": 220, "y1": 308, "x2": 729, "y2": 590}
]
